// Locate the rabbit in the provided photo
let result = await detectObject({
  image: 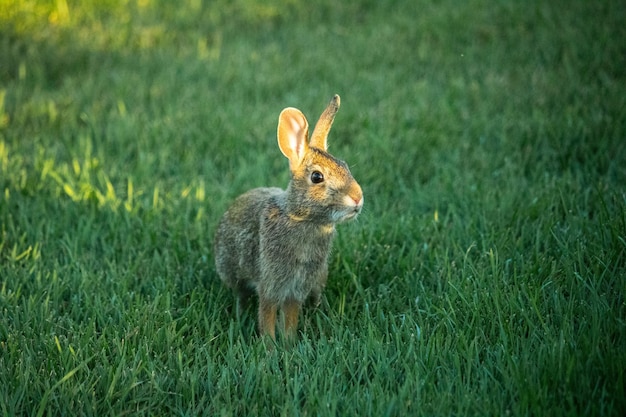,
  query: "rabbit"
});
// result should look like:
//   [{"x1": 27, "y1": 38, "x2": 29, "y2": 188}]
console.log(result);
[{"x1": 214, "y1": 94, "x2": 363, "y2": 341}]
